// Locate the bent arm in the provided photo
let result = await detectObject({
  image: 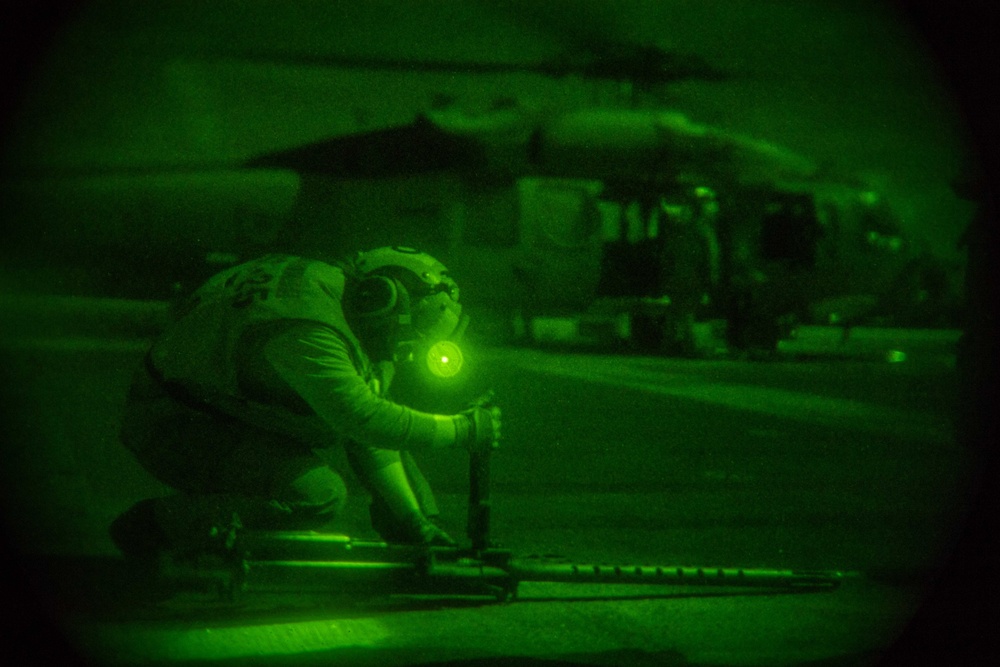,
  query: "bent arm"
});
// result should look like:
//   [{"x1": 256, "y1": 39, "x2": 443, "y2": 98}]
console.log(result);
[
  {"x1": 261, "y1": 322, "x2": 459, "y2": 452},
  {"x1": 261, "y1": 322, "x2": 460, "y2": 528}
]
